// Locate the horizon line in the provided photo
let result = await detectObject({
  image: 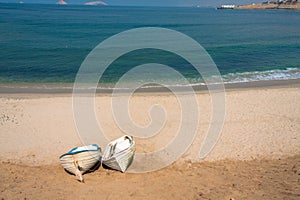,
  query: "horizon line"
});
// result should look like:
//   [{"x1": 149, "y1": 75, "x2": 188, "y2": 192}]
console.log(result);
[{"x1": 0, "y1": 2, "x2": 218, "y2": 8}]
